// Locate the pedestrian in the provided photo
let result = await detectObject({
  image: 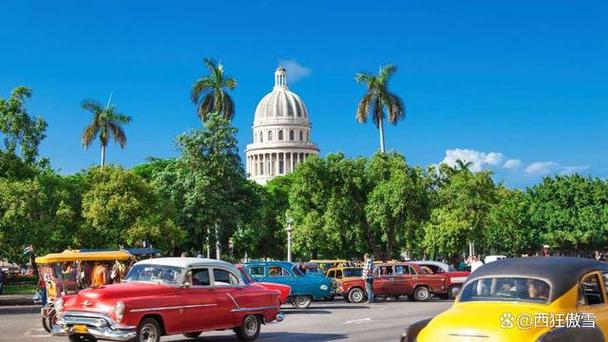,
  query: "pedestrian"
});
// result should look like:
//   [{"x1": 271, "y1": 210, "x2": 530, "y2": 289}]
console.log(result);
[
  {"x1": 0, "y1": 269, "x2": 4, "y2": 295},
  {"x1": 470, "y1": 255, "x2": 484, "y2": 273},
  {"x1": 362, "y1": 253, "x2": 375, "y2": 303}
]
